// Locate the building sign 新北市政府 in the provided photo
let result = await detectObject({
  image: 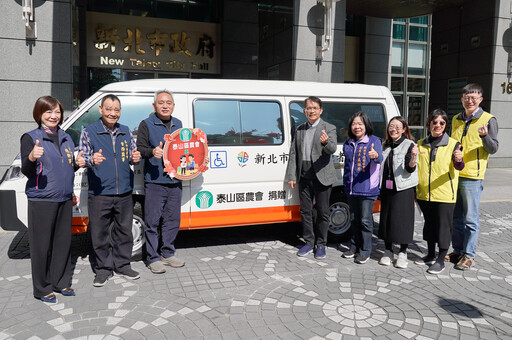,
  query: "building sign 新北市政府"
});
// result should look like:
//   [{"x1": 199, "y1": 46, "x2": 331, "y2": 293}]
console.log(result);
[{"x1": 86, "y1": 12, "x2": 220, "y2": 74}]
